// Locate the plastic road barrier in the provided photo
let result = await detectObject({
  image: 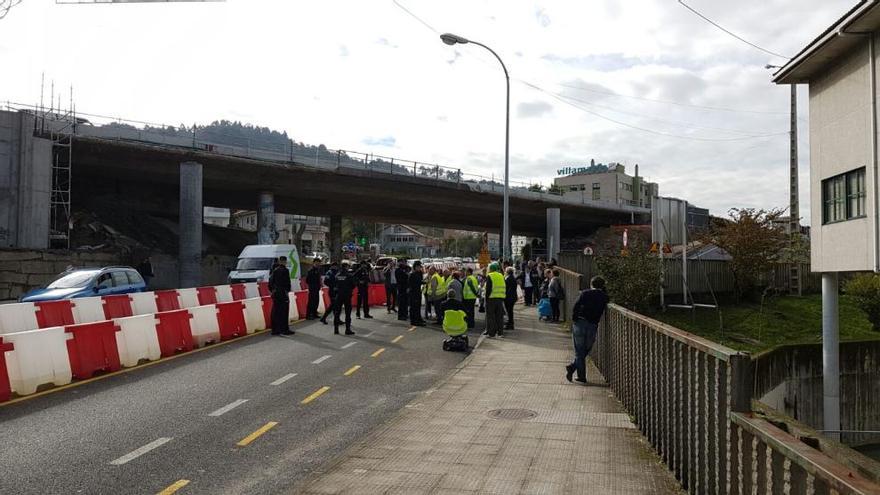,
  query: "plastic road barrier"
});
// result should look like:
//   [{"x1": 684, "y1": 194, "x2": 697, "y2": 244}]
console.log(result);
[
  {"x1": 261, "y1": 297, "x2": 273, "y2": 330},
  {"x1": 176, "y1": 288, "x2": 200, "y2": 309},
  {"x1": 130, "y1": 291, "x2": 158, "y2": 316},
  {"x1": 196, "y1": 286, "x2": 218, "y2": 306},
  {"x1": 113, "y1": 314, "x2": 162, "y2": 368},
  {"x1": 287, "y1": 292, "x2": 300, "y2": 322},
  {"x1": 155, "y1": 290, "x2": 182, "y2": 313},
  {"x1": 215, "y1": 285, "x2": 233, "y2": 303},
  {"x1": 242, "y1": 298, "x2": 266, "y2": 333},
  {"x1": 257, "y1": 282, "x2": 270, "y2": 298},
  {"x1": 230, "y1": 284, "x2": 247, "y2": 301},
  {"x1": 0, "y1": 337, "x2": 14, "y2": 402},
  {"x1": 243, "y1": 283, "x2": 259, "y2": 299},
  {"x1": 154, "y1": 310, "x2": 194, "y2": 357},
  {"x1": 2, "y1": 326, "x2": 73, "y2": 395},
  {"x1": 35, "y1": 300, "x2": 75, "y2": 328},
  {"x1": 368, "y1": 284, "x2": 385, "y2": 307},
  {"x1": 0, "y1": 302, "x2": 39, "y2": 335},
  {"x1": 187, "y1": 305, "x2": 221, "y2": 347},
  {"x1": 65, "y1": 321, "x2": 122, "y2": 380},
  {"x1": 71, "y1": 297, "x2": 106, "y2": 325},
  {"x1": 102, "y1": 294, "x2": 134, "y2": 320},
  {"x1": 216, "y1": 301, "x2": 247, "y2": 341},
  {"x1": 294, "y1": 291, "x2": 309, "y2": 320},
  {"x1": 320, "y1": 288, "x2": 330, "y2": 313}
]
